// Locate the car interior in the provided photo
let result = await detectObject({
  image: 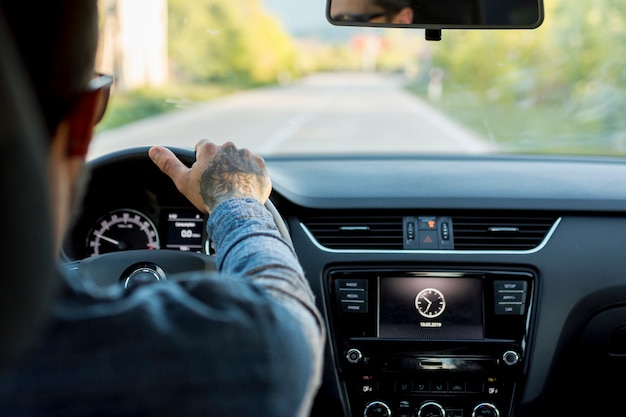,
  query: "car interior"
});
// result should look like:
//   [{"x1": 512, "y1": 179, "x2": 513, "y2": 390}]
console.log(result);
[{"x1": 3, "y1": 0, "x2": 626, "y2": 416}]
